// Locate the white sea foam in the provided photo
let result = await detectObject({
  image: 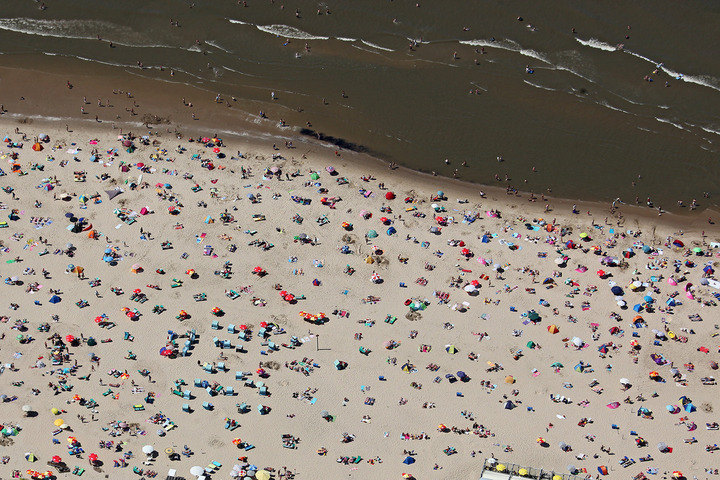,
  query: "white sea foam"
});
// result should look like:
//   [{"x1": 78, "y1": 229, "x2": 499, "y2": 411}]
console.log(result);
[
  {"x1": 227, "y1": 19, "x2": 251, "y2": 25},
  {"x1": 623, "y1": 49, "x2": 720, "y2": 93},
  {"x1": 575, "y1": 37, "x2": 617, "y2": 52},
  {"x1": 655, "y1": 117, "x2": 685, "y2": 131},
  {"x1": 598, "y1": 101, "x2": 632, "y2": 115},
  {"x1": 360, "y1": 40, "x2": 394, "y2": 52},
  {"x1": 701, "y1": 126, "x2": 720, "y2": 137},
  {"x1": 523, "y1": 80, "x2": 556, "y2": 91},
  {"x1": 256, "y1": 24, "x2": 329, "y2": 41},
  {"x1": 0, "y1": 17, "x2": 170, "y2": 49},
  {"x1": 335, "y1": 37, "x2": 357, "y2": 42},
  {"x1": 206, "y1": 40, "x2": 232, "y2": 53},
  {"x1": 459, "y1": 38, "x2": 550, "y2": 64}
]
